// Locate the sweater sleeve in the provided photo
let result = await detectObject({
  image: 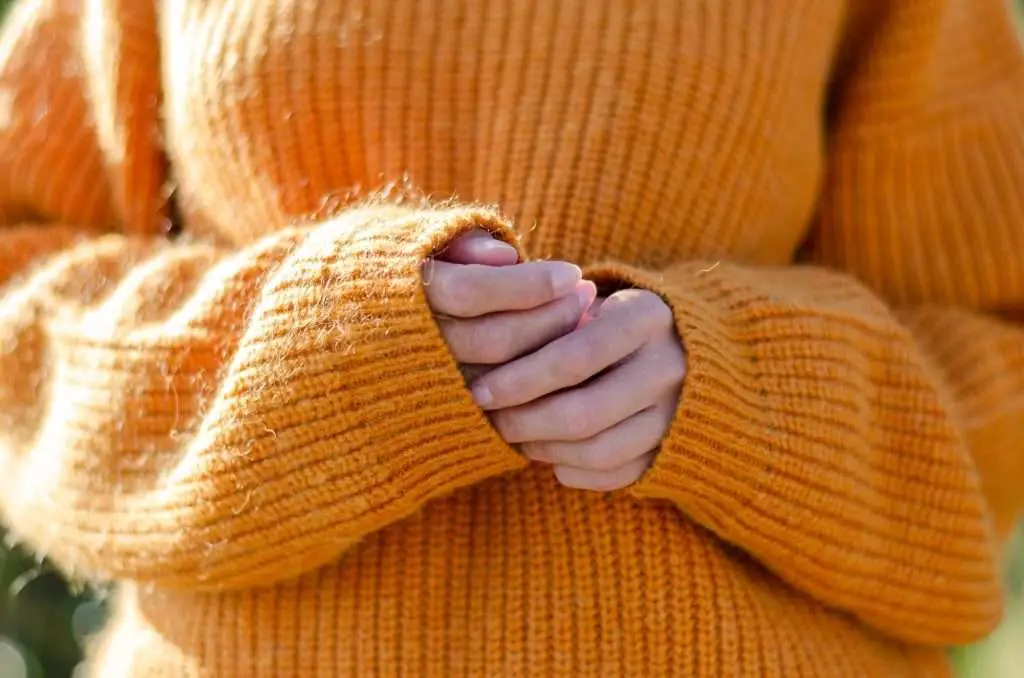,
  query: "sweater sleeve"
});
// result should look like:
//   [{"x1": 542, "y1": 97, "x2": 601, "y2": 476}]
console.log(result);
[
  {"x1": 0, "y1": 1, "x2": 525, "y2": 591},
  {"x1": 585, "y1": 0, "x2": 1024, "y2": 648},
  {"x1": 0, "y1": 208, "x2": 527, "y2": 591}
]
